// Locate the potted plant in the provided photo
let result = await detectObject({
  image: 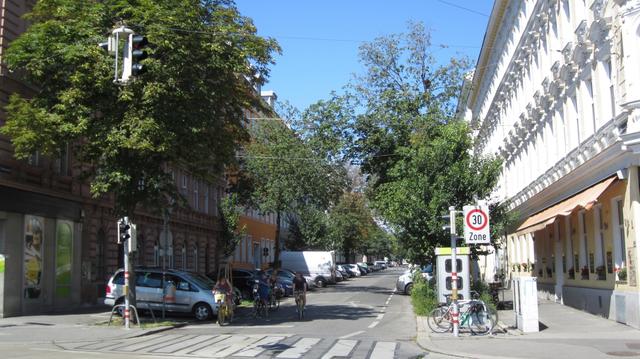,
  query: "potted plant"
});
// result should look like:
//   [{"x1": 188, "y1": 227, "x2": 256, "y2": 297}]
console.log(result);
[
  {"x1": 618, "y1": 267, "x2": 628, "y2": 282},
  {"x1": 596, "y1": 265, "x2": 606, "y2": 280},
  {"x1": 568, "y1": 267, "x2": 575, "y2": 279},
  {"x1": 581, "y1": 266, "x2": 590, "y2": 280}
]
